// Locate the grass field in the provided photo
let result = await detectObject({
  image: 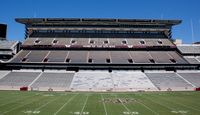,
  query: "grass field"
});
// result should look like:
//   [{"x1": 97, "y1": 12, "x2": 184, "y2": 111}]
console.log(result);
[{"x1": 0, "y1": 91, "x2": 200, "y2": 115}]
